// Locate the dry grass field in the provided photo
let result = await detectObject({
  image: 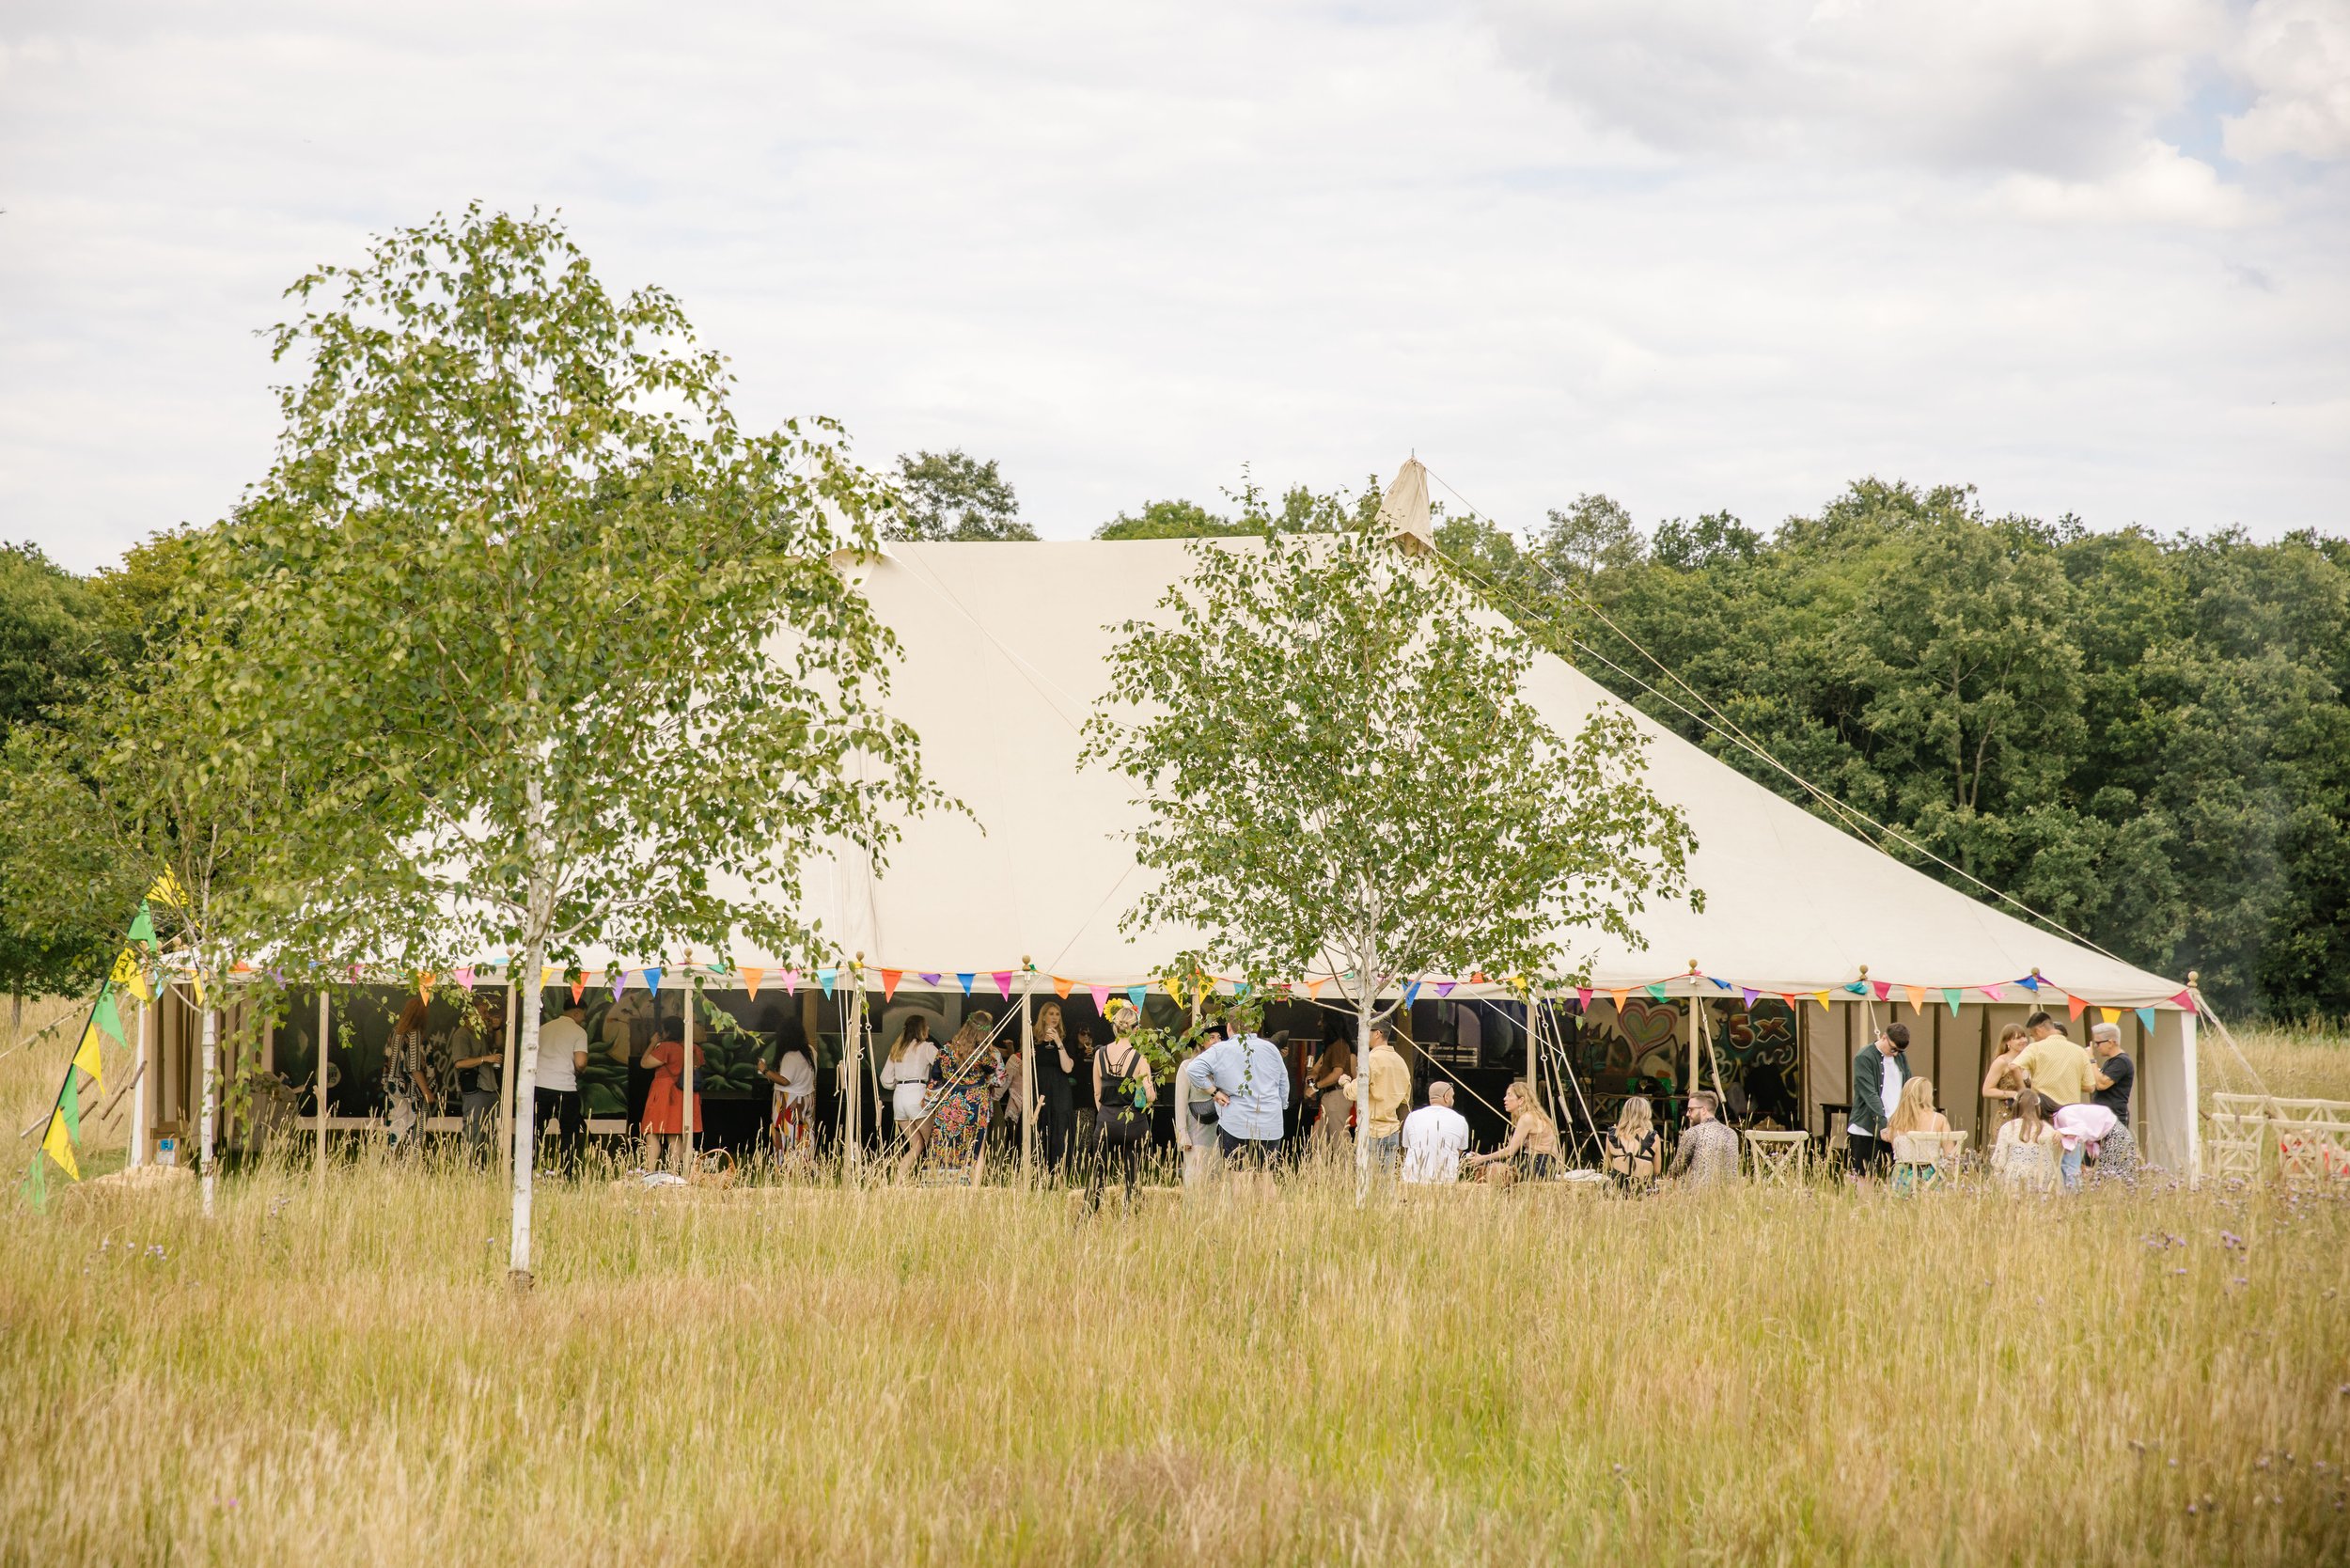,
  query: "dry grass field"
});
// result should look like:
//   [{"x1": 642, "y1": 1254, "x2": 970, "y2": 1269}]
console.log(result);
[{"x1": 4, "y1": 998, "x2": 2347, "y2": 1565}]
